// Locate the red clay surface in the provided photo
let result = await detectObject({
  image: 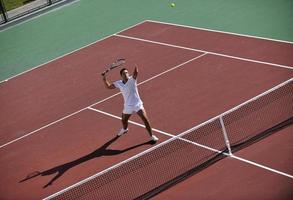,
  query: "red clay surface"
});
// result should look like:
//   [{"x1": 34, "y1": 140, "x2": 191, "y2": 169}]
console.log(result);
[
  {"x1": 0, "y1": 21, "x2": 292, "y2": 199},
  {"x1": 0, "y1": 36, "x2": 200, "y2": 145},
  {"x1": 119, "y1": 21, "x2": 293, "y2": 67},
  {"x1": 235, "y1": 123, "x2": 293, "y2": 175},
  {"x1": 94, "y1": 54, "x2": 293, "y2": 134},
  {"x1": 0, "y1": 110, "x2": 170, "y2": 199},
  {"x1": 153, "y1": 125, "x2": 293, "y2": 200}
]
